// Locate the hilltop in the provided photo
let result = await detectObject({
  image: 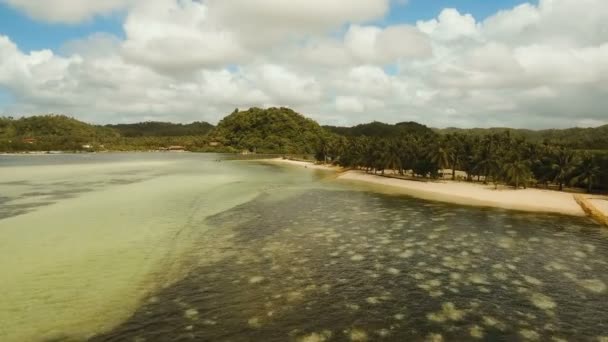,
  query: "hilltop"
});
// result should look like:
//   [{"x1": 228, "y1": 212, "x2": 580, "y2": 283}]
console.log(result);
[
  {"x1": 210, "y1": 107, "x2": 327, "y2": 154},
  {"x1": 1, "y1": 110, "x2": 607, "y2": 153},
  {"x1": 107, "y1": 121, "x2": 214, "y2": 137},
  {"x1": 324, "y1": 121, "x2": 434, "y2": 138}
]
